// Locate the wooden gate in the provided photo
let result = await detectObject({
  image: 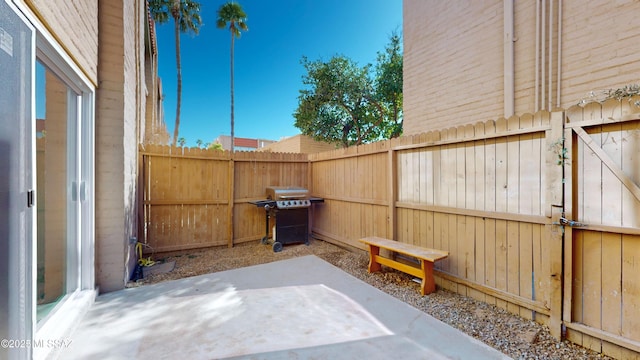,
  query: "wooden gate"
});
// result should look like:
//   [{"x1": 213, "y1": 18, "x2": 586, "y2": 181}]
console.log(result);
[{"x1": 562, "y1": 100, "x2": 640, "y2": 356}]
